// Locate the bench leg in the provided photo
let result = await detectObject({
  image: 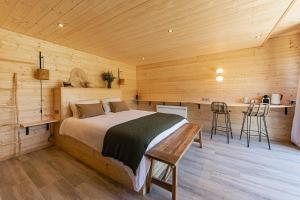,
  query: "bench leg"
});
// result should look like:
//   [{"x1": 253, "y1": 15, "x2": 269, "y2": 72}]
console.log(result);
[
  {"x1": 199, "y1": 129, "x2": 202, "y2": 148},
  {"x1": 193, "y1": 129, "x2": 203, "y2": 148},
  {"x1": 146, "y1": 158, "x2": 154, "y2": 193},
  {"x1": 172, "y1": 165, "x2": 177, "y2": 200},
  {"x1": 146, "y1": 161, "x2": 178, "y2": 200}
]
